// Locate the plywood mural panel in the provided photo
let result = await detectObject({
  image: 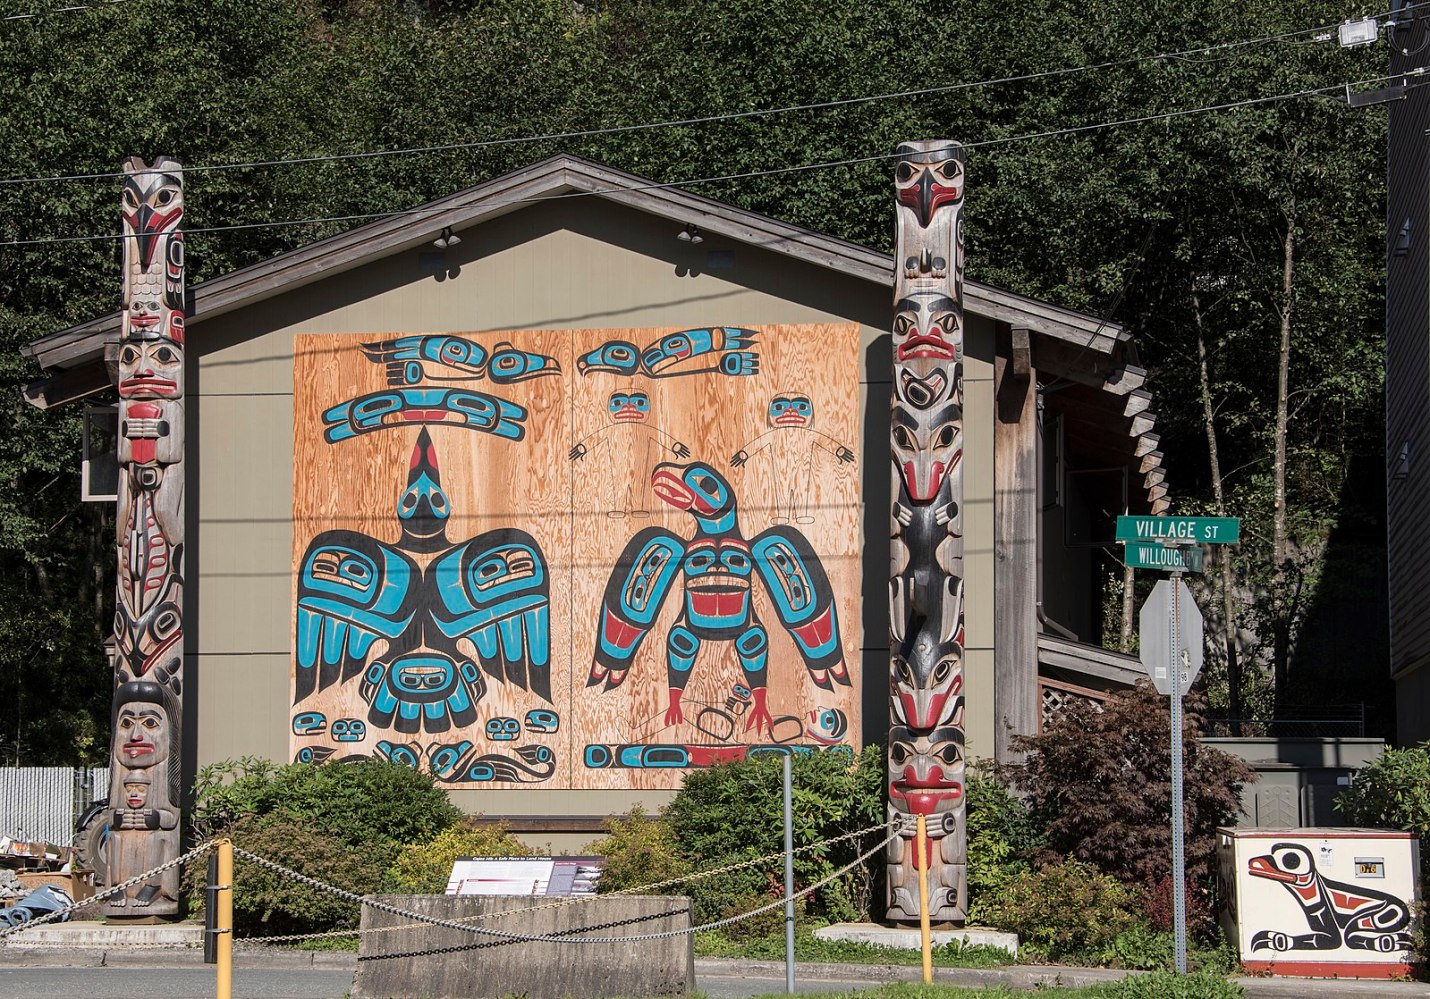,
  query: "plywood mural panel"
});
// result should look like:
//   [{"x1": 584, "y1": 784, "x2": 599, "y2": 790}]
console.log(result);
[{"x1": 292, "y1": 325, "x2": 861, "y2": 790}]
